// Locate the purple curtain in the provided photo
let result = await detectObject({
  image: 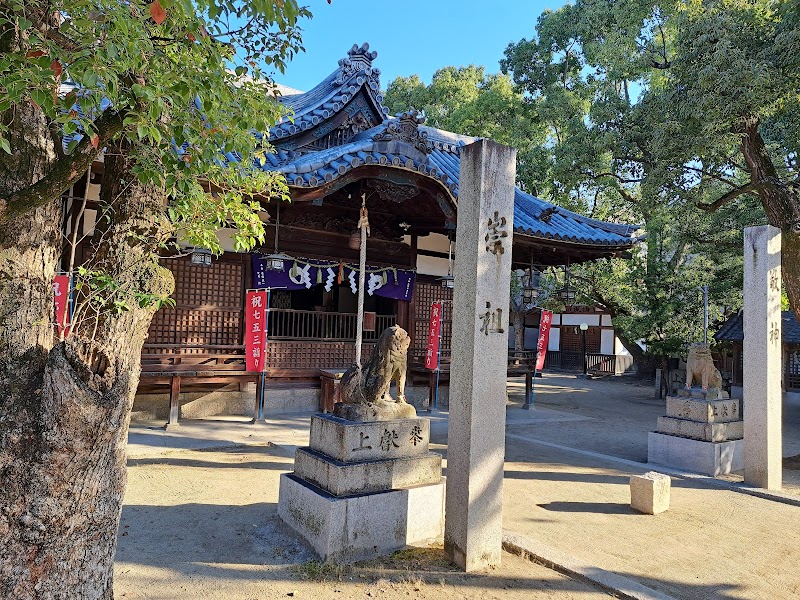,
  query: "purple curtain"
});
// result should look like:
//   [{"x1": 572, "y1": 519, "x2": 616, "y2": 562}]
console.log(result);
[{"x1": 251, "y1": 254, "x2": 415, "y2": 302}]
